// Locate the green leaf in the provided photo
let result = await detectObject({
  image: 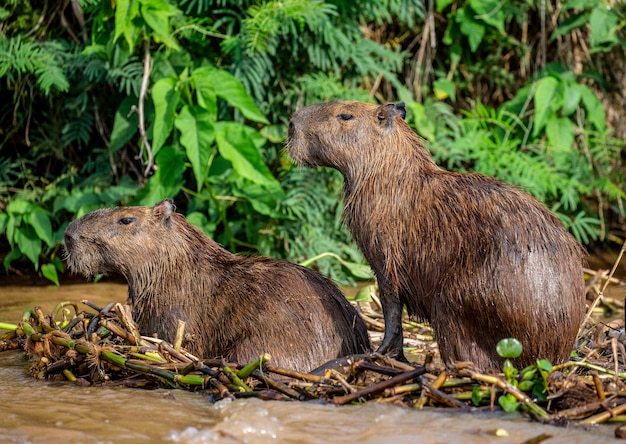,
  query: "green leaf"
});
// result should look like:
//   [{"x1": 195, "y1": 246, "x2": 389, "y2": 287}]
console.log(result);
[
  {"x1": 471, "y1": 386, "x2": 484, "y2": 406},
  {"x1": 208, "y1": 68, "x2": 268, "y2": 123},
  {"x1": 536, "y1": 359, "x2": 553, "y2": 373},
  {"x1": 354, "y1": 285, "x2": 375, "y2": 303},
  {"x1": 551, "y1": 12, "x2": 589, "y2": 40},
  {"x1": 6, "y1": 199, "x2": 37, "y2": 215},
  {"x1": 41, "y1": 263, "x2": 60, "y2": 286},
  {"x1": 260, "y1": 124, "x2": 286, "y2": 144},
  {"x1": 532, "y1": 76, "x2": 560, "y2": 136},
  {"x1": 215, "y1": 122, "x2": 279, "y2": 189},
  {"x1": 3, "y1": 248, "x2": 22, "y2": 273},
  {"x1": 114, "y1": 0, "x2": 140, "y2": 50},
  {"x1": 151, "y1": 77, "x2": 180, "y2": 157},
  {"x1": 139, "y1": 0, "x2": 182, "y2": 50},
  {"x1": 433, "y1": 78, "x2": 456, "y2": 101},
  {"x1": 469, "y1": 0, "x2": 505, "y2": 33},
  {"x1": 589, "y1": 5, "x2": 618, "y2": 51},
  {"x1": 457, "y1": 8, "x2": 485, "y2": 52},
  {"x1": 133, "y1": 146, "x2": 186, "y2": 205},
  {"x1": 496, "y1": 338, "x2": 523, "y2": 359},
  {"x1": 15, "y1": 226, "x2": 41, "y2": 270},
  {"x1": 298, "y1": 252, "x2": 373, "y2": 280},
  {"x1": 498, "y1": 393, "x2": 520, "y2": 412},
  {"x1": 110, "y1": 96, "x2": 139, "y2": 153},
  {"x1": 25, "y1": 208, "x2": 53, "y2": 248},
  {"x1": 546, "y1": 117, "x2": 574, "y2": 150},
  {"x1": 436, "y1": 0, "x2": 455, "y2": 12},
  {"x1": 578, "y1": 86, "x2": 606, "y2": 131},
  {"x1": 0, "y1": 213, "x2": 7, "y2": 234},
  {"x1": 518, "y1": 380, "x2": 534, "y2": 391},
  {"x1": 175, "y1": 105, "x2": 216, "y2": 192},
  {"x1": 186, "y1": 211, "x2": 217, "y2": 237},
  {"x1": 561, "y1": 82, "x2": 582, "y2": 117},
  {"x1": 191, "y1": 67, "x2": 218, "y2": 120},
  {"x1": 407, "y1": 102, "x2": 436, "y2": 142},
  {"x1": 232, "y1": 179, "x2": 284, "y2": 218}
]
